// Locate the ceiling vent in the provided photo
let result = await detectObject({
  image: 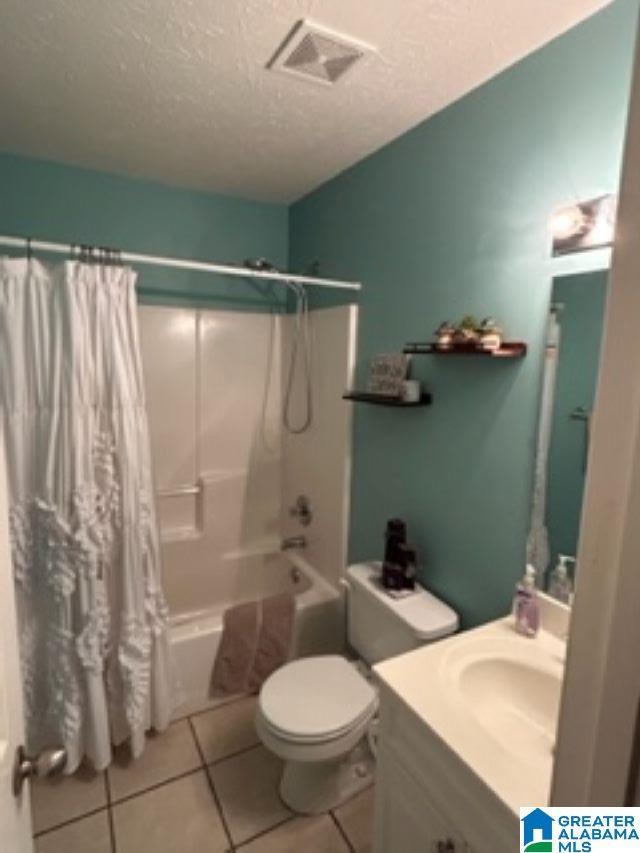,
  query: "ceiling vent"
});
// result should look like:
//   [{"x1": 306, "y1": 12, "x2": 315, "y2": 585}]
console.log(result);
[{"x1": 268, "y1": 20, "x2": 374, "y2": 86}]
